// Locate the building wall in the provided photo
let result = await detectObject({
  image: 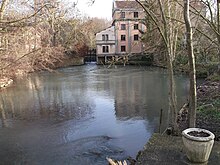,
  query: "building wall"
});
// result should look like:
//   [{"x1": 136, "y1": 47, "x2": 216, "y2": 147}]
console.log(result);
[
  {"x1": 113, "y1": 9, "x2": 146, "y2": 55},
  {"x1": 96, "y1": 45, "x2": 116, "y2": 55},
  {"x1": 96, "y1": 26, "x2": 116, "y2": 56},
  {"x1": 113, "y1": 9, "x2": 145, "y2": 21},
  {"x1": 95, "y1": 0, "x2": 147, "y2": 63}
]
